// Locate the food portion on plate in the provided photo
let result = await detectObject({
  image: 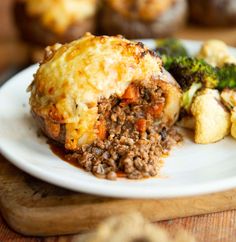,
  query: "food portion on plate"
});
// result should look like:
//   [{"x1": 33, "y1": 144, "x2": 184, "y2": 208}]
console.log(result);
[
  {"x1": 27, "y1": 32, "x2": 236, "y2": 181},
  {"x1": 156, "y1": 38, "x2": 236, "y2": 144},
  {"x1": 28, "y1": 33, "x2": 182, "y2": 180},
  {"x1": 1, "y1": 37, "x2": 236, "y2": 197},
  {"x1": 100, "y1": 0, "x2": 187, "y2": 39}
]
